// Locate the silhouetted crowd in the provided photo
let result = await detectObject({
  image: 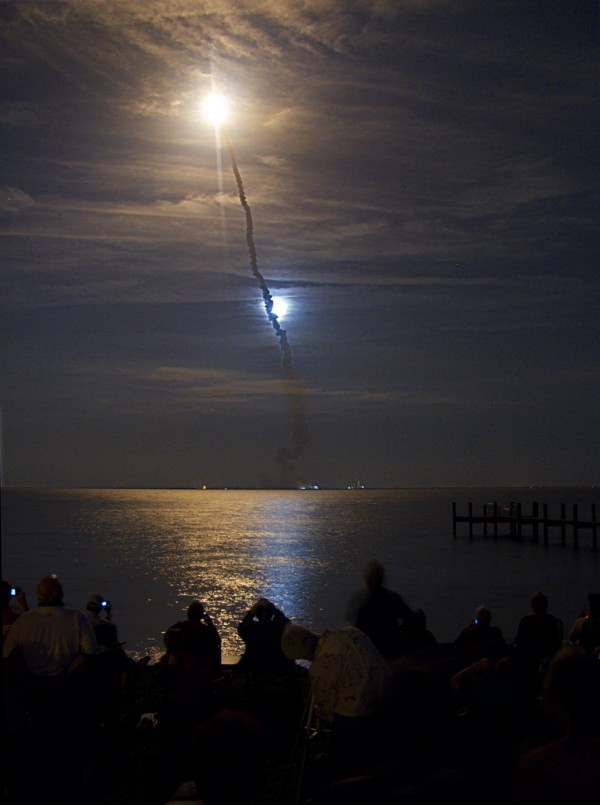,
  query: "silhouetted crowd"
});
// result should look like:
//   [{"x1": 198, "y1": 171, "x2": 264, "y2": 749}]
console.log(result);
[{"x1": 3, "y1": 566, "x2": 600, "y2": 804}]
